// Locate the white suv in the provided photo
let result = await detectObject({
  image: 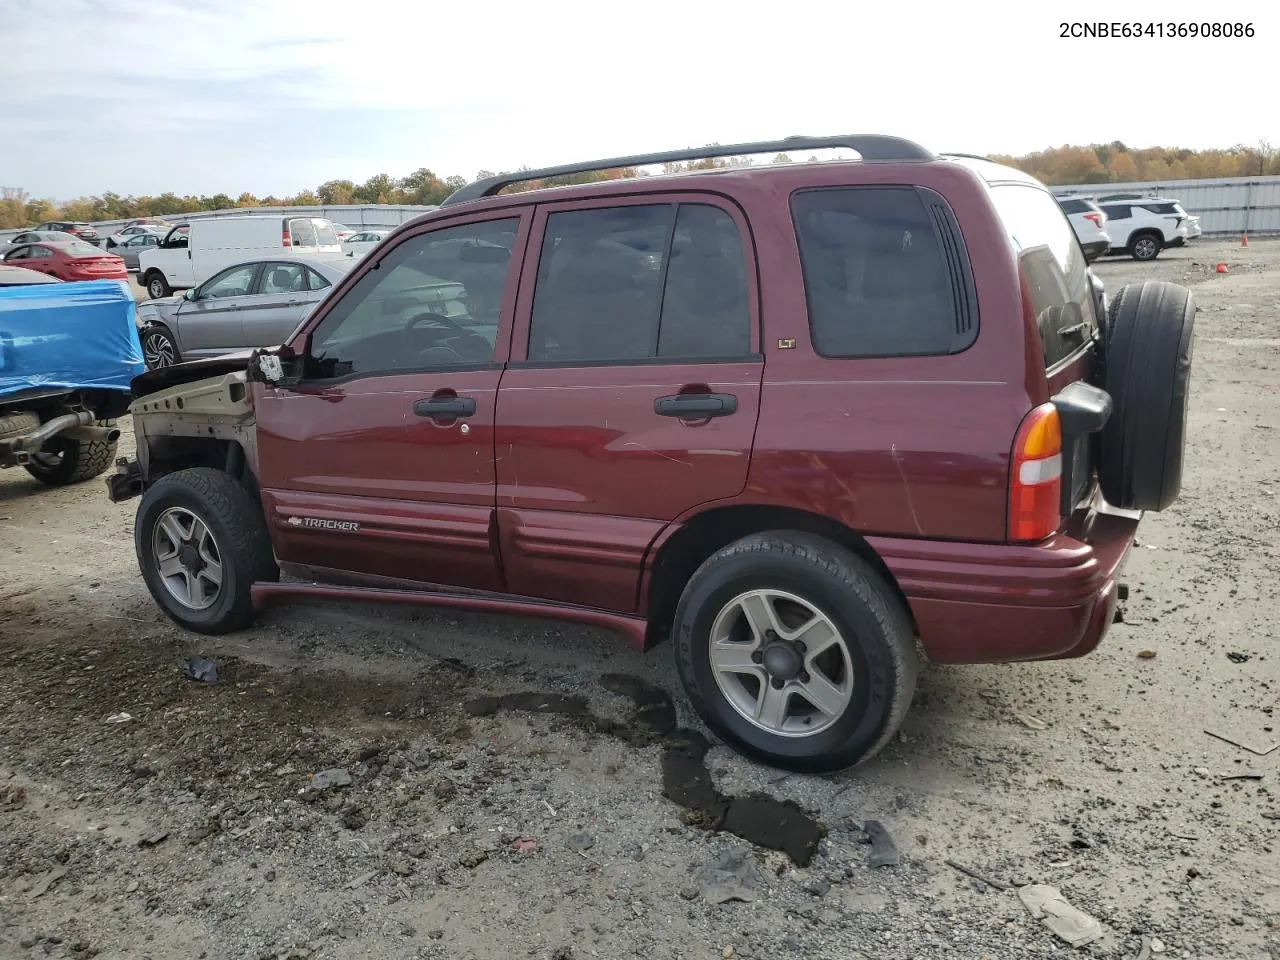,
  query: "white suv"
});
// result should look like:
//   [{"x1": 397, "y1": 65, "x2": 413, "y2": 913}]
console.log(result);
[
  {"x1": 1093, "y1": 195, "x2": 1191, "y2": 261},
  {"x1": 1056, "y1": 197, "x2": 1112, "y2": 262}
]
